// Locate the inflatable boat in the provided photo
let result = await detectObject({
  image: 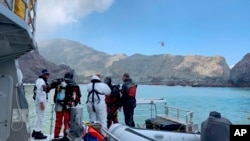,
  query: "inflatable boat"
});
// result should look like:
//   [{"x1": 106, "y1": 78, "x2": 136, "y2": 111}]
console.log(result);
[
  {"x1": 108, "y1": 123, "x2": 200, "y2": 141},
  {"x1": 84, "y1": 98, "x2": 201, "y2": 141}
]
